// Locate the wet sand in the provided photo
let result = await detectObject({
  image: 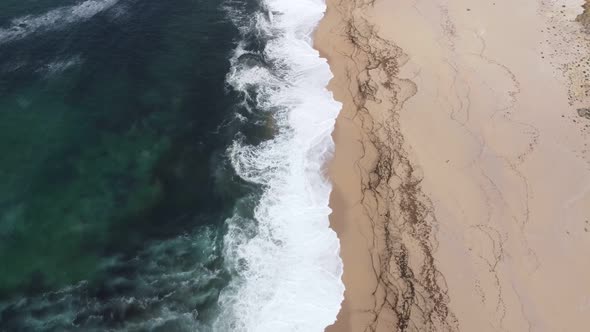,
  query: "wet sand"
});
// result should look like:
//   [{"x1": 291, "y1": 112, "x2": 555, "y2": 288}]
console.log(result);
[{"x1": 316, "y1": 0, "x2": 590, "y2": 331}]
